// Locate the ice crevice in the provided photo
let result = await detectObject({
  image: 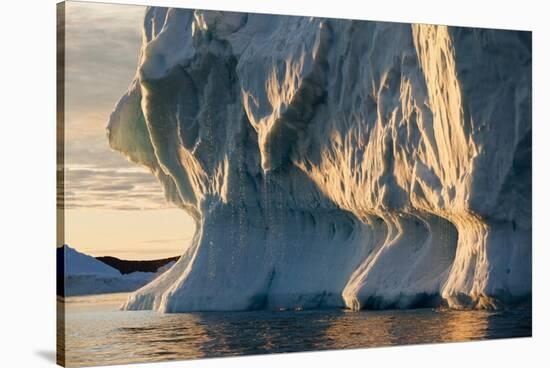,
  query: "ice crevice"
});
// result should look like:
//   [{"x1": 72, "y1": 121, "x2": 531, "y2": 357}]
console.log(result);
[{"x1": 107, "y1": 8, "x2": 531, "y2": 312}]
